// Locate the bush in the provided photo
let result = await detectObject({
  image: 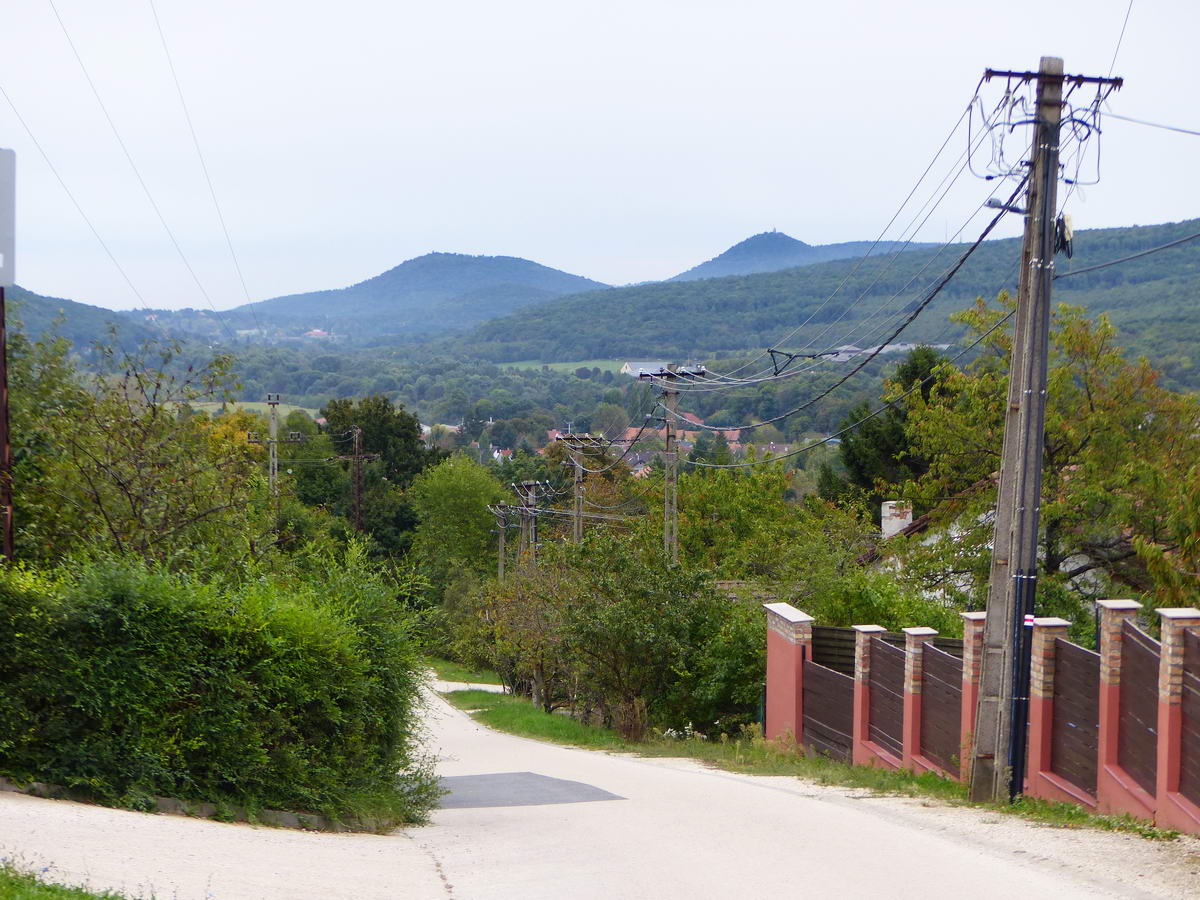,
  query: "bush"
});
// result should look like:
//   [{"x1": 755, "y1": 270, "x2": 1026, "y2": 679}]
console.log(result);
[{"x1": 0, "y1": 551, "x2": 437, "y2": 828}]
